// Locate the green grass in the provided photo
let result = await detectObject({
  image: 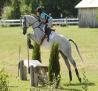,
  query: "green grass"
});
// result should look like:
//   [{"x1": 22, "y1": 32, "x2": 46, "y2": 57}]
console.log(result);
[{"x1": 0, "y1": 26, "x2": 98, "y2": 91}]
